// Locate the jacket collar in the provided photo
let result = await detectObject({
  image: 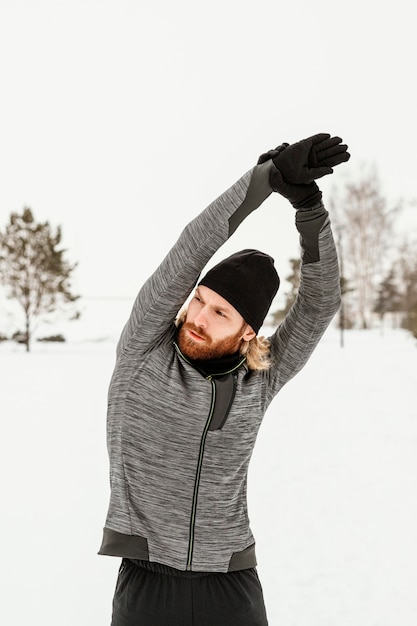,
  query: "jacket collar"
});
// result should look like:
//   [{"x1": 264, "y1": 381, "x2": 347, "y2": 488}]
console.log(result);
[{"x1": 173, "y1": 342, "x2": 246, "y2": 378}]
